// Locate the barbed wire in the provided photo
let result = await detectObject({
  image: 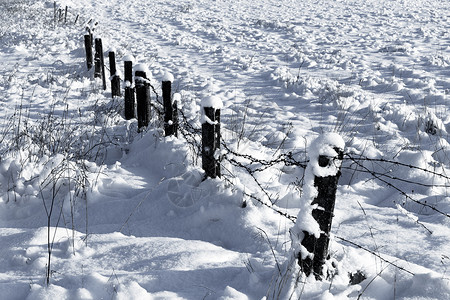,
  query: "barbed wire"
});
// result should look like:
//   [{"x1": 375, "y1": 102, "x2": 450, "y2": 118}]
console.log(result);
[
  {"x1": 345, "y1": 155, "x2": 450, "y2": 181},
  {"x1": 345, "y1": 154, "x2": 450, "y2": 219},
  {"x1": 144, "y1": 81, "x2": 450, "y2": 222}
]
